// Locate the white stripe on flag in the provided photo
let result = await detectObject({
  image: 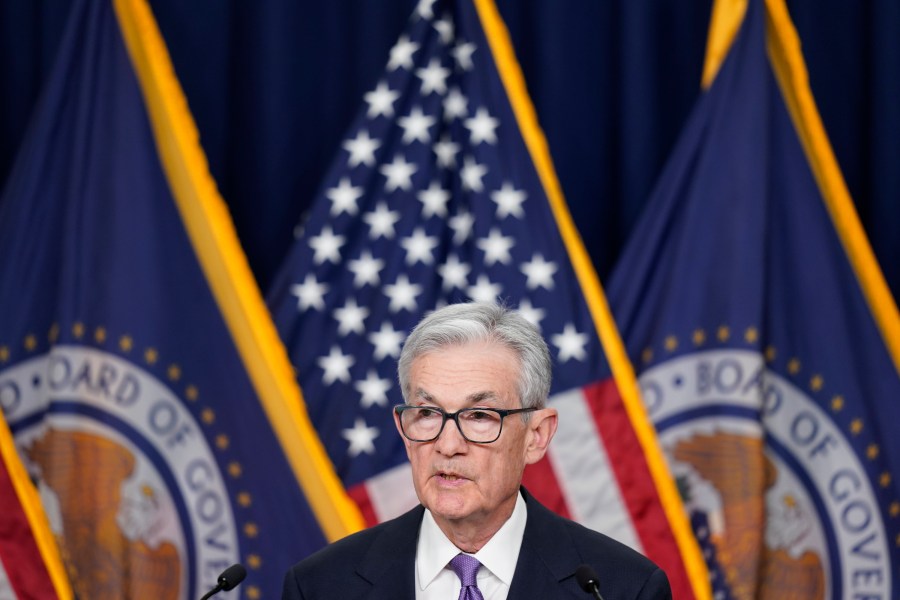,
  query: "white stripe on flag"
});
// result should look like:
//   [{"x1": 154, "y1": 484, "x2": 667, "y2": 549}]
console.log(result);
[
  {"x1": 367, "y1": 462, "x2": 419, "y2": 522},
  {"x1": 547, "y1": 388, "x2": 642, "y2": 551}
]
